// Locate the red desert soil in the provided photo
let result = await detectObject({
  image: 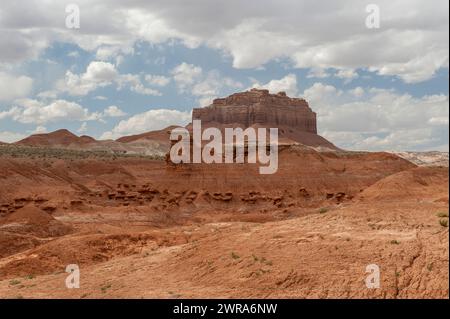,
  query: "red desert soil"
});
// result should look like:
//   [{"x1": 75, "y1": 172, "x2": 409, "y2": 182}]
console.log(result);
[{"x1": 0, "y1": 145, "x2": 447, "y2": 299}]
